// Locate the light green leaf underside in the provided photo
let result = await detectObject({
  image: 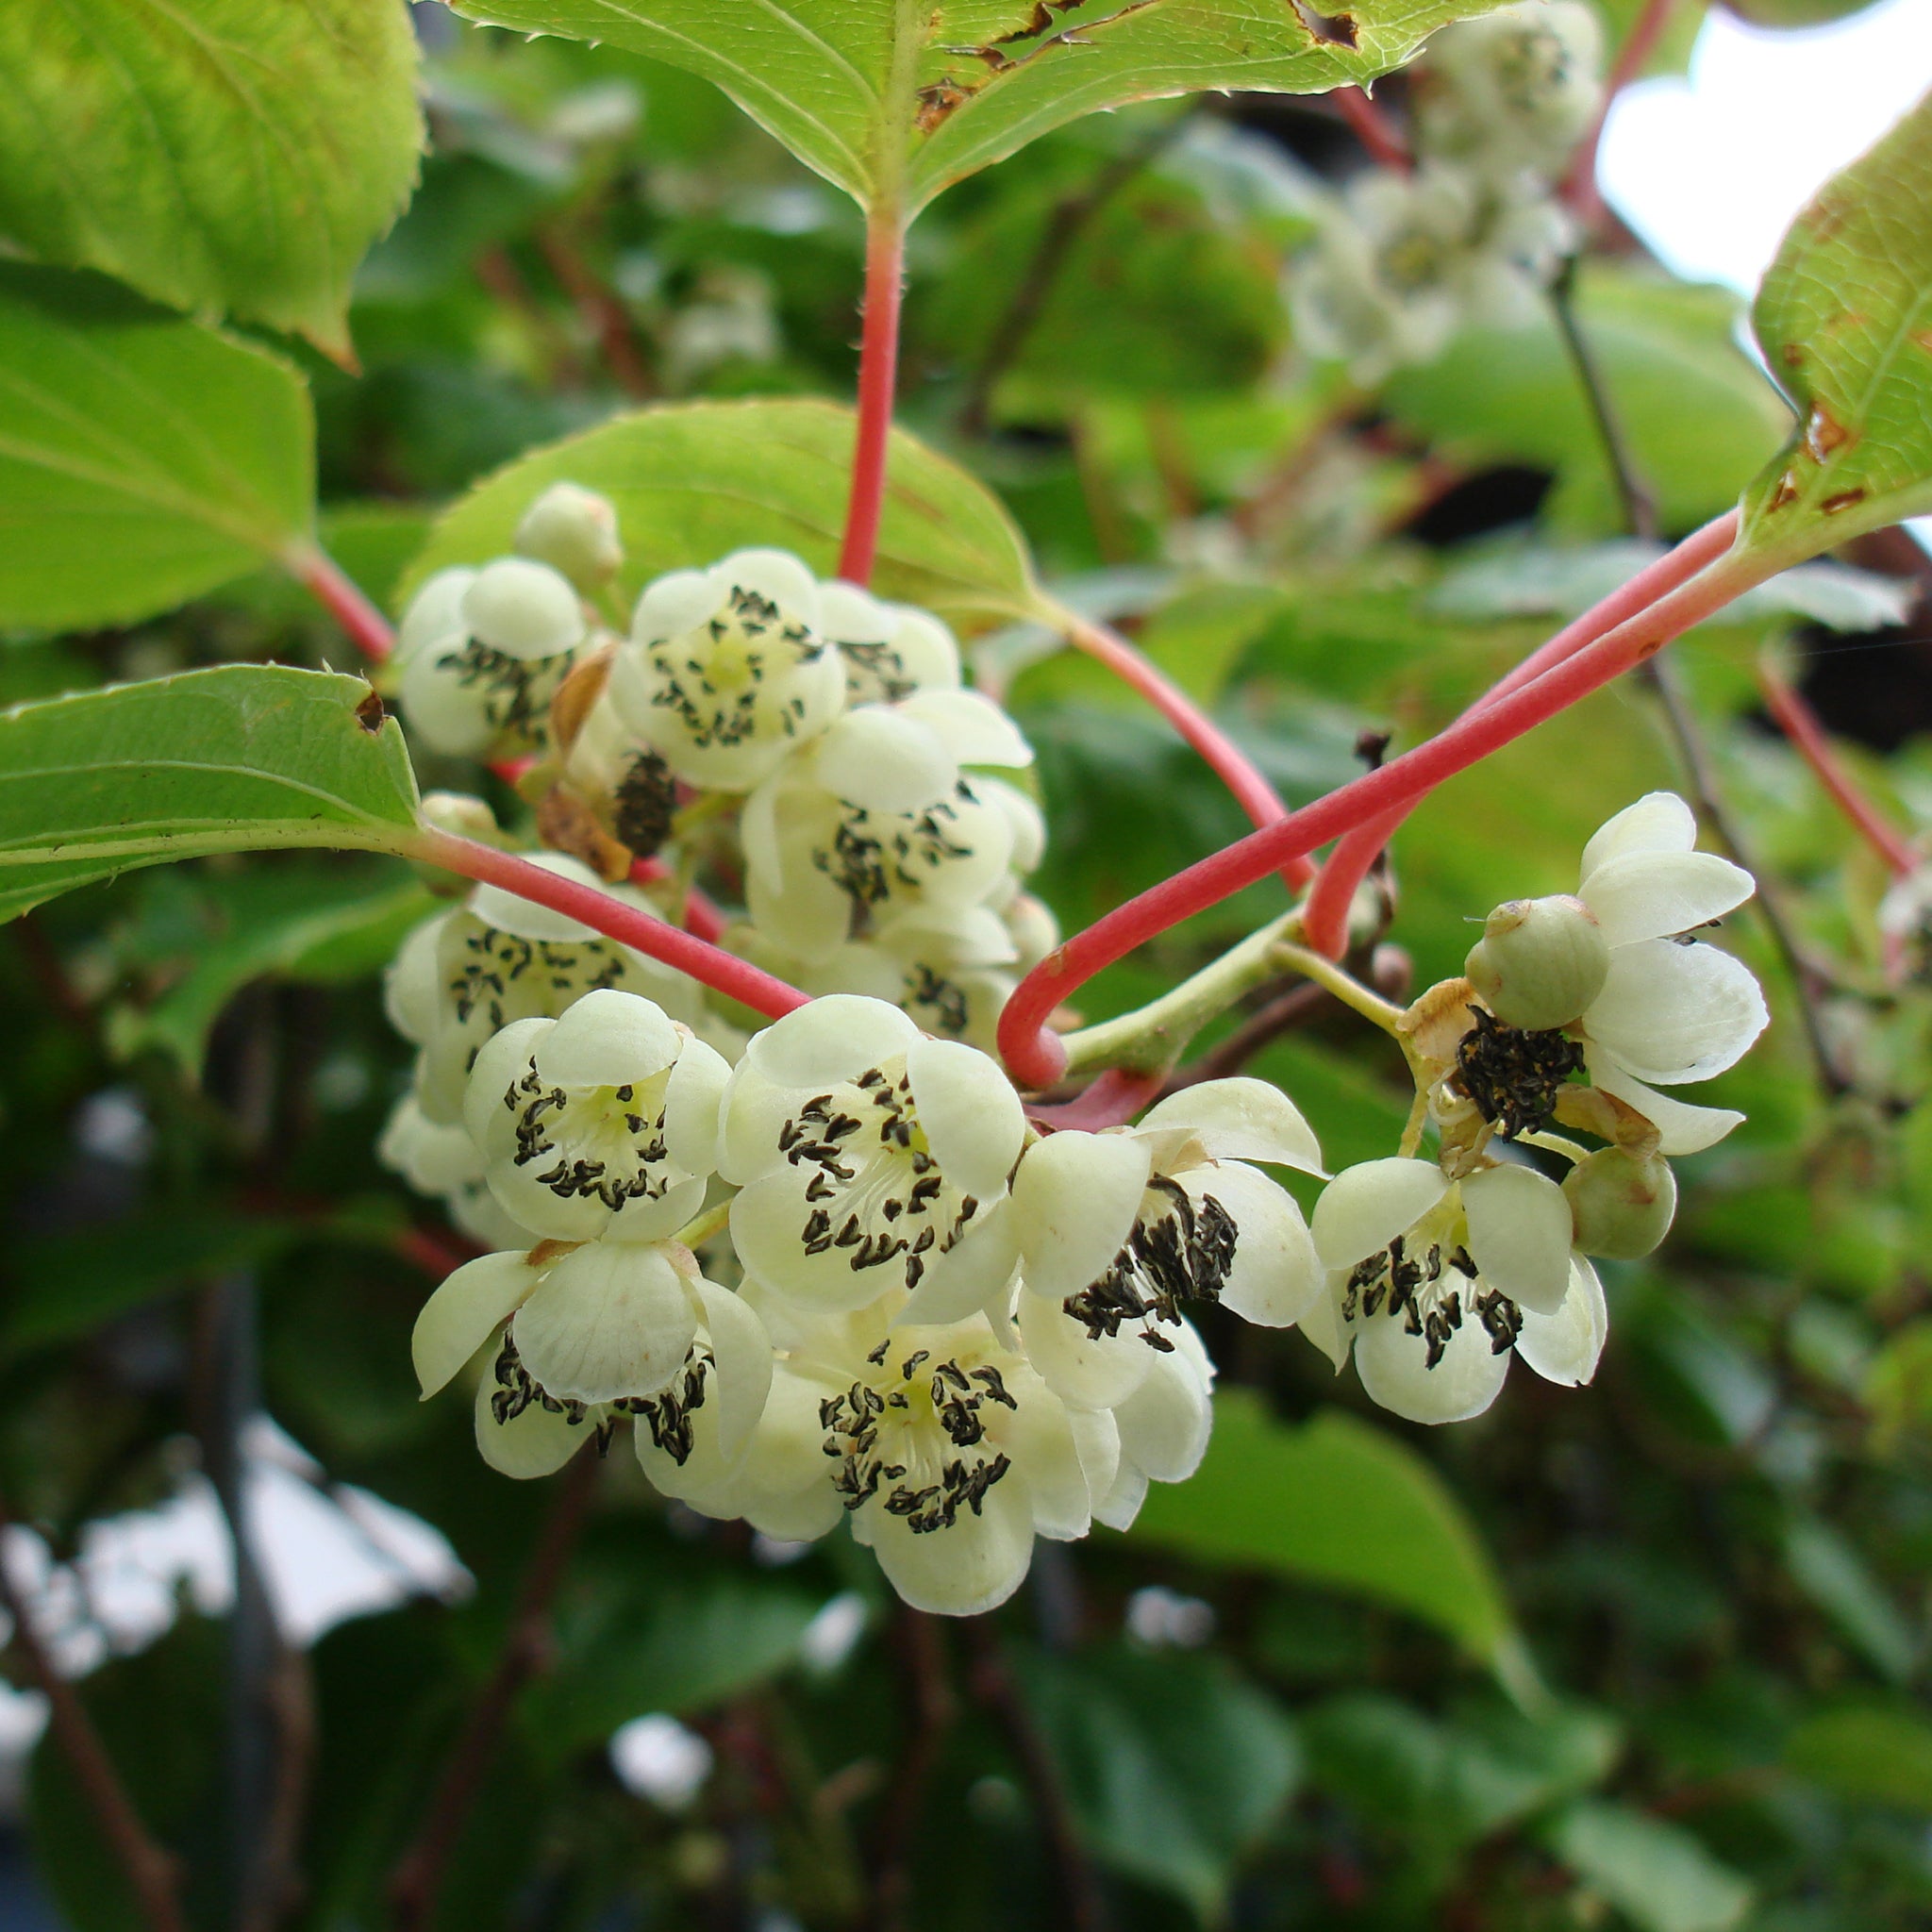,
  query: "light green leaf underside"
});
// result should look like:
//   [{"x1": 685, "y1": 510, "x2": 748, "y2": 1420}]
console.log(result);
[
  {"x1": 403, "y1": 397, "x2": 1037, "y2": 621},
  {"x1": 1545, "y1": 1801, "x2": 1752, "y2": 1932},
  {"x1": 446, "y1": 0, "x2": 1511, "y2": 213},
  {"x1": 1740, "y1": 90, "x2": 1932, "y2": 562},
  {"x1": 0, "y1": 666, "x2": 422, "y2": 922},
  {"x1": 0, "y1": 265, "x2": 315, "y2": 631},
  {"x1": 1128, "y1": 1391, "x2": 1517, "y2": 1667},
  {"x1": 0, "y1": 0, "x2": 425, "y2": 357}
]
